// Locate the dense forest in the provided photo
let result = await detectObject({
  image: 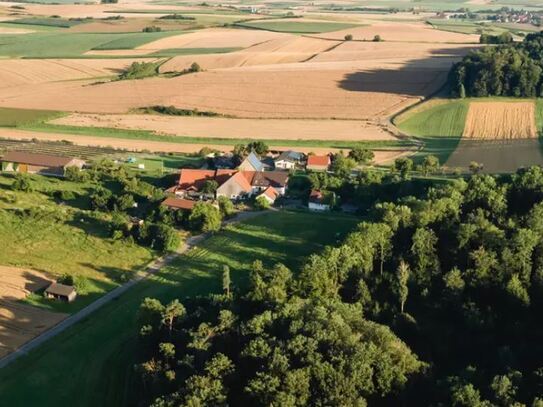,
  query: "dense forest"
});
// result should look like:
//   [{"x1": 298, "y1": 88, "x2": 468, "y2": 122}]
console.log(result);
[
  {"x1": 449, "y1": 32, "x2": 543, "y2": 97},
  {"x1": 136, "y1": 167, "x2": 543, "y2": 406}
]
